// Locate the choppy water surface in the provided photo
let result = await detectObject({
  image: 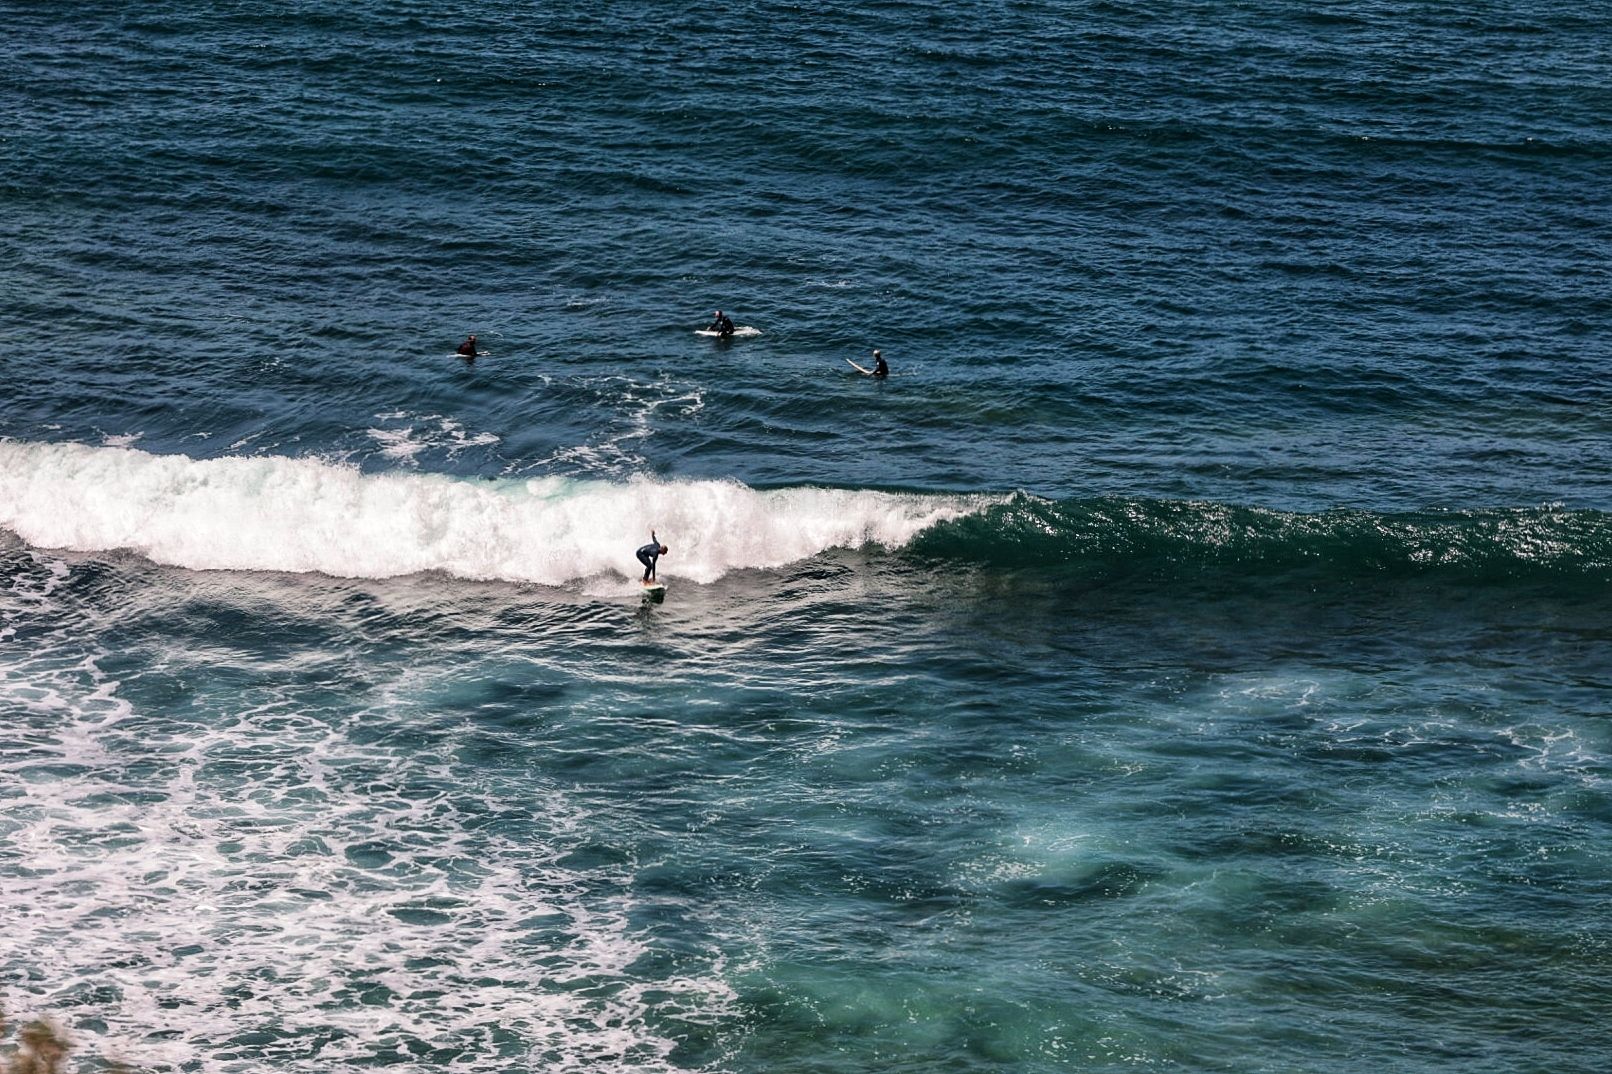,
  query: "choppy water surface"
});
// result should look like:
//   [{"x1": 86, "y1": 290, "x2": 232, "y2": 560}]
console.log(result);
[{"x1": 3, "y1": 2, "x2": 1611, "y2": 1072}]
